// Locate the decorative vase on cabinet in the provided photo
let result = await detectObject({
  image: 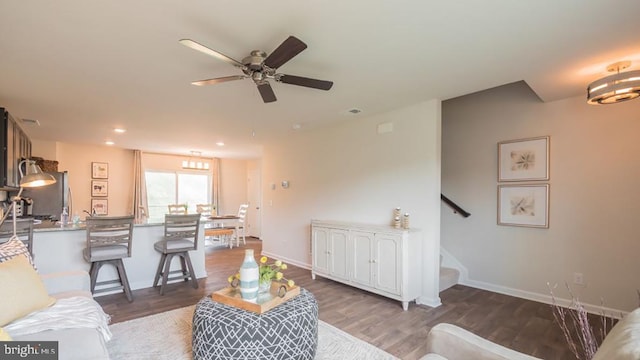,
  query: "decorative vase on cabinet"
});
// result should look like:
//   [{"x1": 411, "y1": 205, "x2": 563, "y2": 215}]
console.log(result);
[{"x1": 239, "y1": 249, "x2": 259, "y2": 302}]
